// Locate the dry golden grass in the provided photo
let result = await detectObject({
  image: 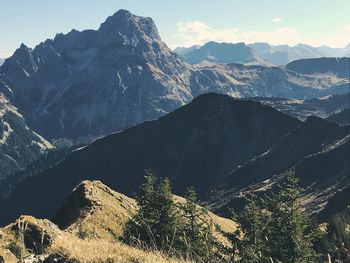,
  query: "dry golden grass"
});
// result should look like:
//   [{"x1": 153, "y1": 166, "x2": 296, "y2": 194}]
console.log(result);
[
  {"x1": 0, "y1": 180, "x2": 236, "y2": 262},
  {"x1": 57, "y1": 180, "x2": 235, "y2": 245},
  {"x1": 50, "y1": 234, "x2": 188, "y2": 263},
  {"x1": 0, "y1": 247, "x2": 17, "y2": 262},
  {"x1": 55, "y1": 180, "x2": 137, "y2": 241},
  {"x1": 0, "y1": 215, "x2": 63, "y2": 259}
]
